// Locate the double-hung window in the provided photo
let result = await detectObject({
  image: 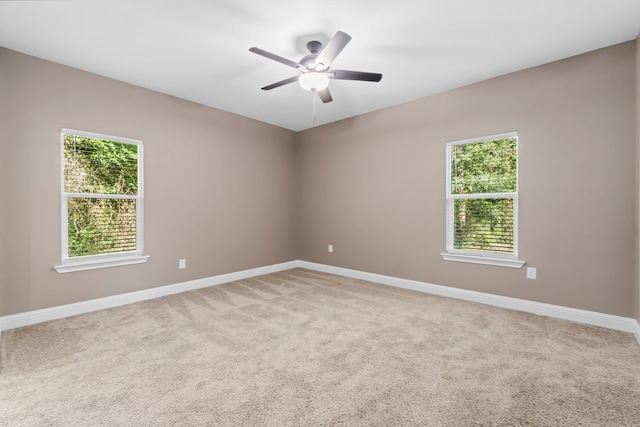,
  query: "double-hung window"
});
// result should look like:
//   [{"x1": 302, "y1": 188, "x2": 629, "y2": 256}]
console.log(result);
[
  {"x1": 54, "y1": 129, "x2": 149, "y2": 273},
  {"x1": 442, "y1": 132, "x2": 524, "y2": 268}
]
